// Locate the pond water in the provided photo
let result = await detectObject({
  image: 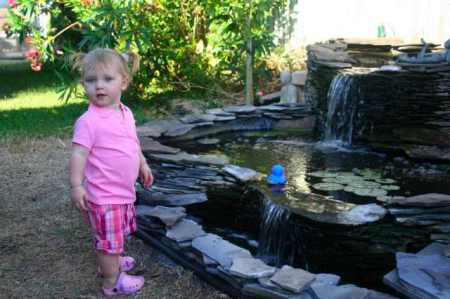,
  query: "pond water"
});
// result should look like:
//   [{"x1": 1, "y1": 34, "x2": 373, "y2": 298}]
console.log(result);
[{"x1": 174, "y1": 131, "x2": 450, "y2": 294}]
